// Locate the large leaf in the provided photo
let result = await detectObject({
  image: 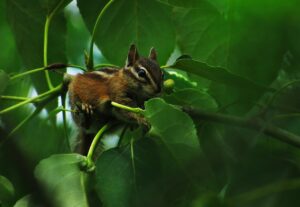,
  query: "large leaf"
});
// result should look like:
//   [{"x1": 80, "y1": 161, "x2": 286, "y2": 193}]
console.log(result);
[
  {"x1": 174, "y1": 1, "x2": 285, "y2": 85},
  {"x1": 77, "y1": 0, "x2": 109, "y2": 32},
  {"x1": 174, "y1": 5, "x2": 229, "y2": 67},
  {"x1": 34, "y1": 154, "x2": 89, "y2": 207},
  {"x1": 95, "y1": 148, "x2": 133, "y2": 207},
  {"x1": 144, "y1": 98, "x2": 202, "y2": 170},
  {"x1": 173, "y1": 0, "x2": 287, "y2": 114},
  {"x1": 144, "y1": 98, "x2": 218, "y2": 199},
  {"x1": 169, "y1": 58, "x2": 270, "y2": 93},
  {"x1": 78, "y1": 0, "x2": 175, "y2": 65},
  {"x1": 95, "y1": 138, "x2": 163, "y2": 207},
  {"x1": 225, "y1": 1, "x2": 285, "y2": 85},
  {"x1": 0, "y1": 175, "x2": 15, "y2": 206},
  {"x1": 5, "y1": 0, "x2": 68, "y2": 94},
  {"x1": 145, "y1": 98, "x2": 199, "y2": 148}
]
